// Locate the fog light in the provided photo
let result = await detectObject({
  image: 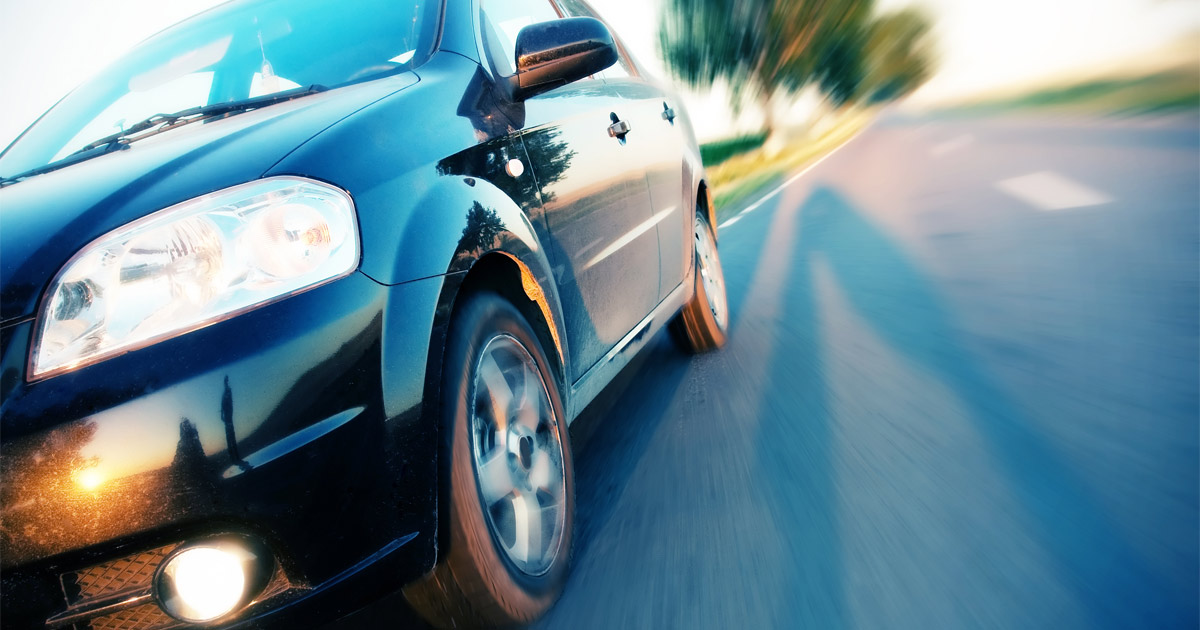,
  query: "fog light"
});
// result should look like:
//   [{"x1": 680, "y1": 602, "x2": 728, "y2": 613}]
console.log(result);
[{"x1": 154, "y1": 538, "x2": 270, "y2": 624}]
